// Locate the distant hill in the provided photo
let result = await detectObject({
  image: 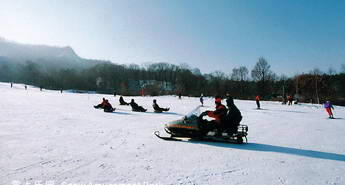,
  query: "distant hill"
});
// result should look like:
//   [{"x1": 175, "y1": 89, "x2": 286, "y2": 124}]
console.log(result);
[{"x1": 0, "y1": 37, "x2": 109, "y2": 70}]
